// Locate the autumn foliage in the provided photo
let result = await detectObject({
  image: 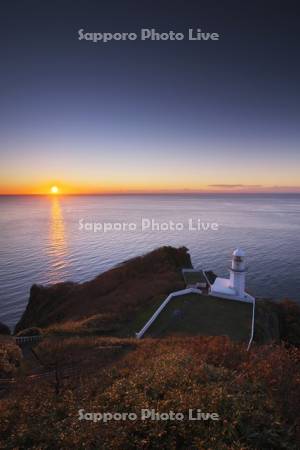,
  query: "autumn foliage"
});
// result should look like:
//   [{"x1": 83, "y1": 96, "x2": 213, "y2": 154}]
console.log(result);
[{"x1": 1, "y1": 336, "x2": 299, "y2": 449}]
